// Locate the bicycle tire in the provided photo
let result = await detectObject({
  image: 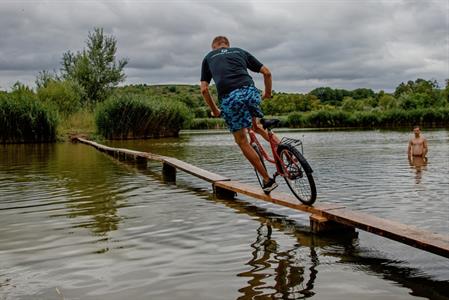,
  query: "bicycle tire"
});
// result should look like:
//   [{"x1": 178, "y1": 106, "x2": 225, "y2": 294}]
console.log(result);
[
  {"x1": 277, "y1": 144, "x2": 317, "y2": 205},
  {"x1": 251, "y1": 143, "x2": 267, "y2": 189}
]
